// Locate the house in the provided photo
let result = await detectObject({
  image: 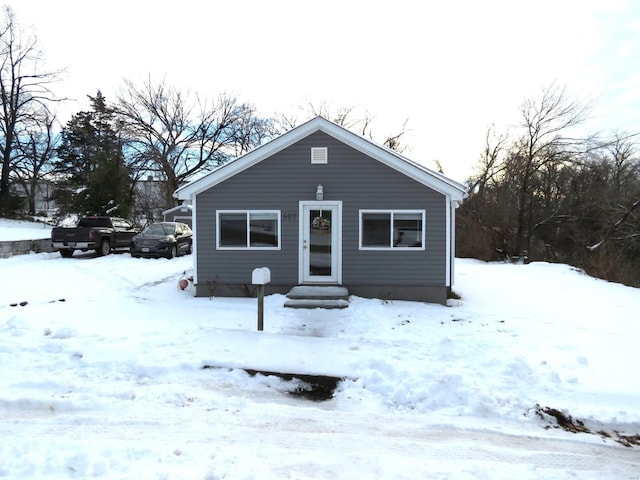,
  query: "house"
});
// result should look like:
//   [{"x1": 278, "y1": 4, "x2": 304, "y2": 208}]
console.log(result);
[
  {"x1": 11, "y1": 178, "x2": 58, "y2": 216},
  {"x1": 163, "y1": 203, "x2": 193, "y2": 227},
  {"x1": 174, "y1": 116, "x2": 467, "y2": 304}
]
